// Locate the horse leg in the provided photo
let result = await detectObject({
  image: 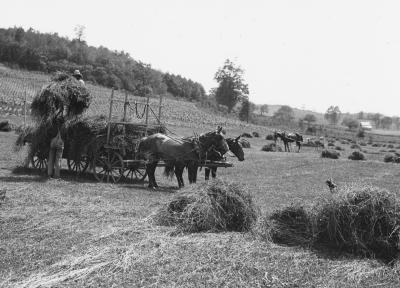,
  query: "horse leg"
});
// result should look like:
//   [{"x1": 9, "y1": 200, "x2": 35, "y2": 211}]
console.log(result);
[
  {"x1": 186, "y1": 161, "x2": 197, "y2": 184},
  {"x1": 175, "y1": 163, "x2": 184, "y2": 188},
  {"x1": 205, "y1": 168, "x2": 210, "y2": 180},
  {"x1": 212, "y1": 167, "x2": 217, "y2": 179},
  {"x1": 147, "y1": 161, "x2": 158, "y2": 188}
]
